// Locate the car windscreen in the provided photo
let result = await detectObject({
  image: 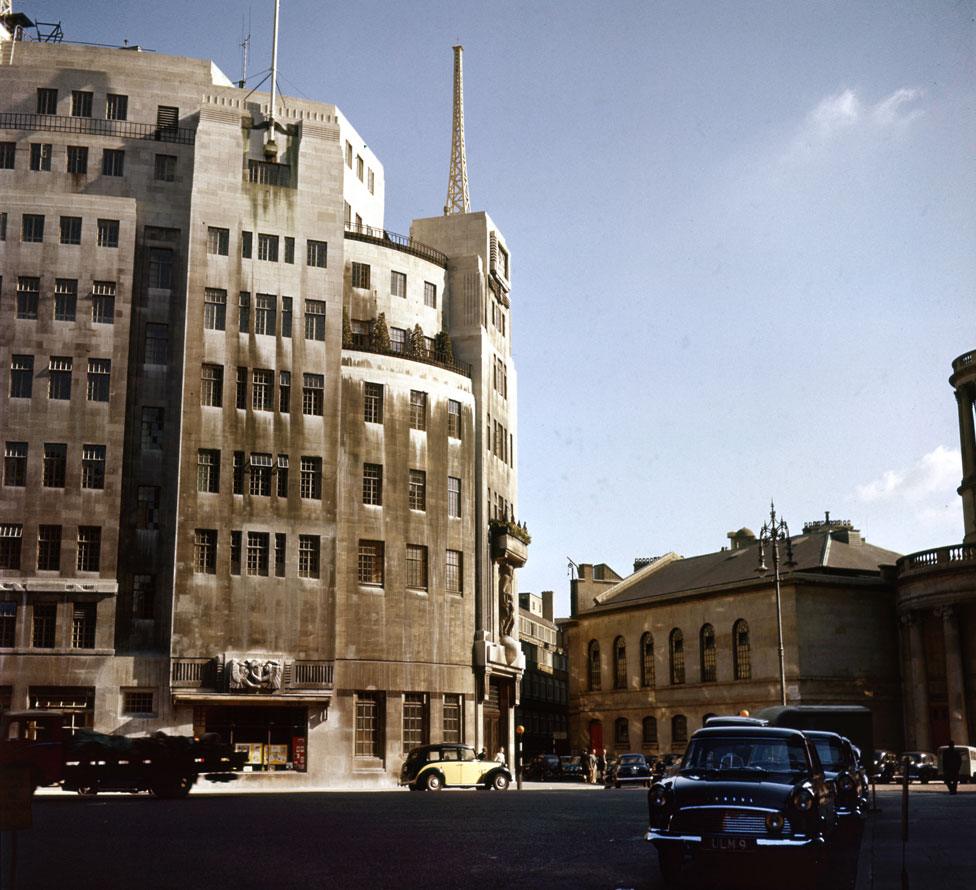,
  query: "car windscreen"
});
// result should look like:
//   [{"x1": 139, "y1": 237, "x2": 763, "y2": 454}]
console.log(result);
[
  {"x1": 811, "y1": 738, "x2": 847, "y2": 772},
  {"x1": 680, "y1": 736, "x2": 811, "y2": 780},
  {"x1": 619, "y1": 755, "x2": 644, "y2": 764}
]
